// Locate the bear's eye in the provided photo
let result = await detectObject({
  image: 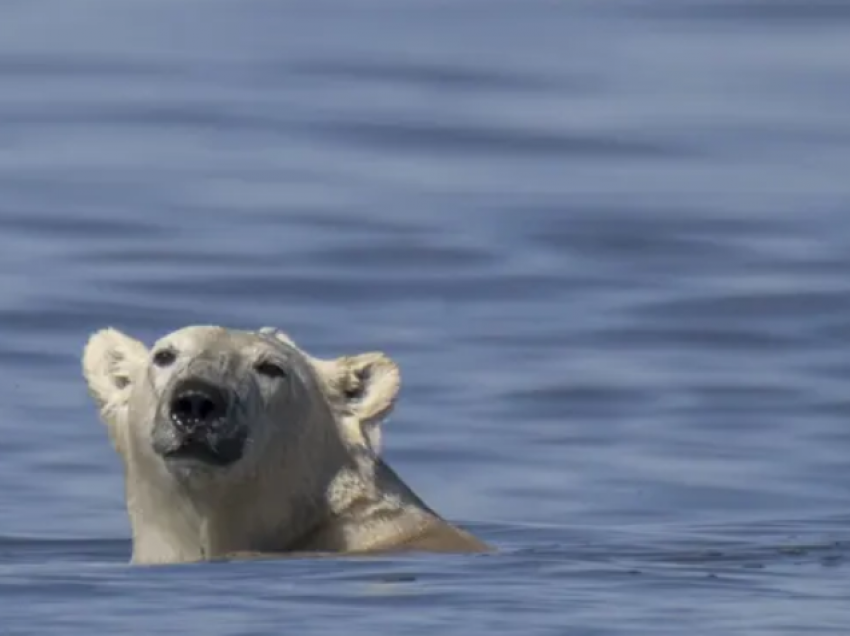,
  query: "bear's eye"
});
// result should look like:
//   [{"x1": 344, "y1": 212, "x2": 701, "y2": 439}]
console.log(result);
[
  {"x1": 152, "y1": 348, "x2": 177, "y2": 367},
  {"x1": 255, "y1": 360, "x2": 286, "y2": 379}
]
